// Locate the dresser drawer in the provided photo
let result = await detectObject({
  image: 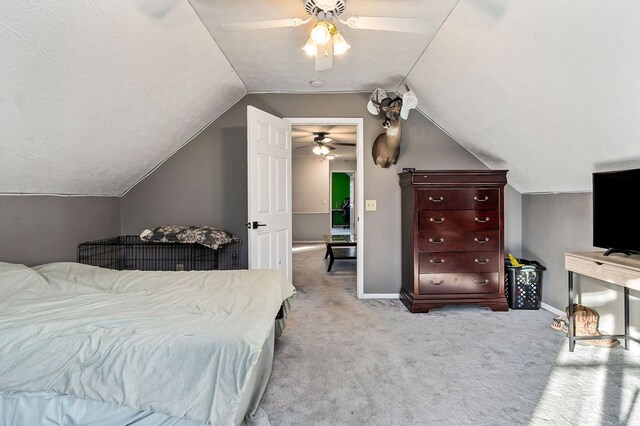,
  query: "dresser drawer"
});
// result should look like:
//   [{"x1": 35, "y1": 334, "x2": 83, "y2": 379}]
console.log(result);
[
  {"x1": 418, "y1": 188, "x2": 498, "y2": 211},
  {"x1": 418, "y1": 230, "x2": 499, "y2": 252},
  {"x1": 419, "y1": 210, "x2": 499, "y2": 232},
  {"x1": 419, "y1": 251, "x2": 500, "y2": 273},
  {"x1": 419, "y1": 273, "x2": 499, "y2": 295}
]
